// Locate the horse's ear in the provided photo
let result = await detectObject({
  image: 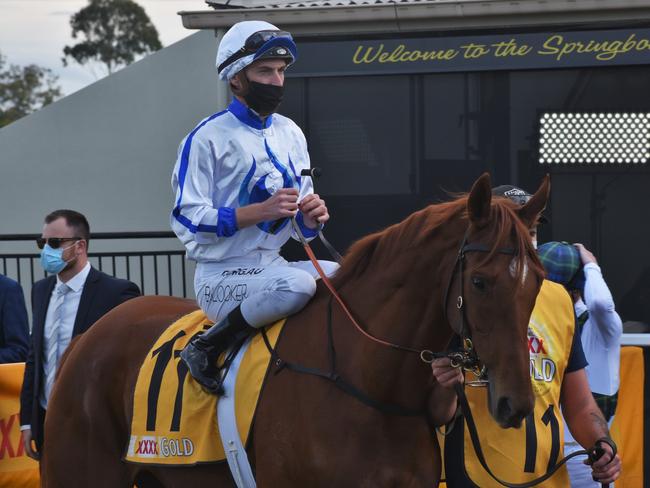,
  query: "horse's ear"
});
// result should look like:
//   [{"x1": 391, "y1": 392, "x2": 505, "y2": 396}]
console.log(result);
[
  {"x1": 467, "y1": 172, "x2": 492, "y2": 228},
  {"x1": 517, "y1": 175, "x2": 550, "y2": 228}
]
